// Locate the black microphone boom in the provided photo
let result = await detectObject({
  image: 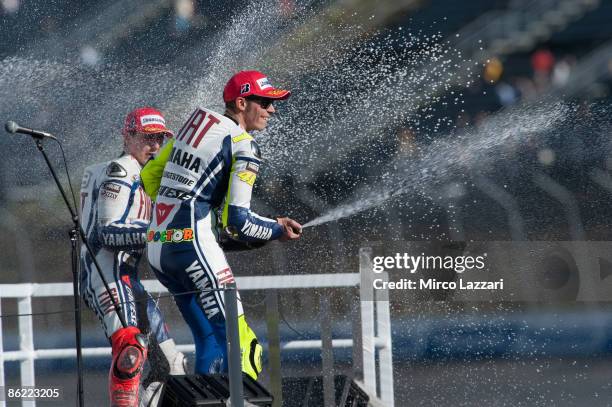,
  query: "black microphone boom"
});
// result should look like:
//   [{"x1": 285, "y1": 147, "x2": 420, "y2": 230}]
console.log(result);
[{"x1": 5, "y1": 120, "x2": 57, "y2": 140}]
